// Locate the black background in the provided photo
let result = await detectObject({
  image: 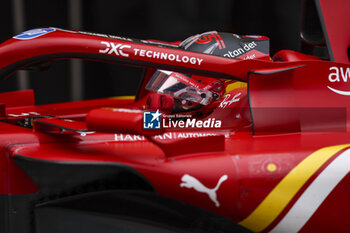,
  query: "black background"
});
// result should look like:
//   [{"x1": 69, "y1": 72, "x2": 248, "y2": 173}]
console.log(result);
[{"x1": 0, "y1": 0, "x2": 302, "y2": 105}]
